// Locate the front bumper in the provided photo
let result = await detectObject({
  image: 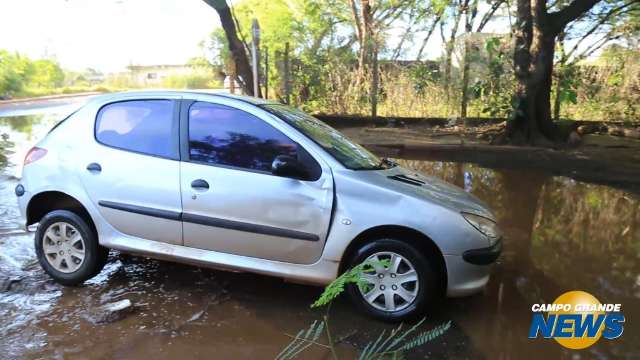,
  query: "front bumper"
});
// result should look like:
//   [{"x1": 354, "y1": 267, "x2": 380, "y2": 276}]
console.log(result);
[
  {"x1": 445, "y1": 238, "x2": 502, "y2": 297},
  {"x1": 462, "y1": 238, "x2": 502, "y2": 265}
]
